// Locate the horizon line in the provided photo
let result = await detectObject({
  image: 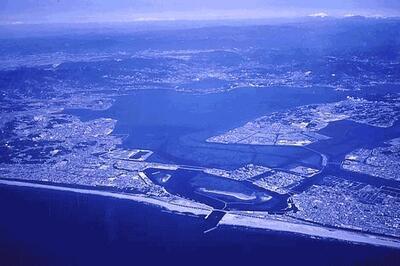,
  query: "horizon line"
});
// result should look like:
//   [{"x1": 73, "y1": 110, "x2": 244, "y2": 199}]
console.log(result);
[{"x1": 1, "y1": 14, "x2": 399, "y2": 27}]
